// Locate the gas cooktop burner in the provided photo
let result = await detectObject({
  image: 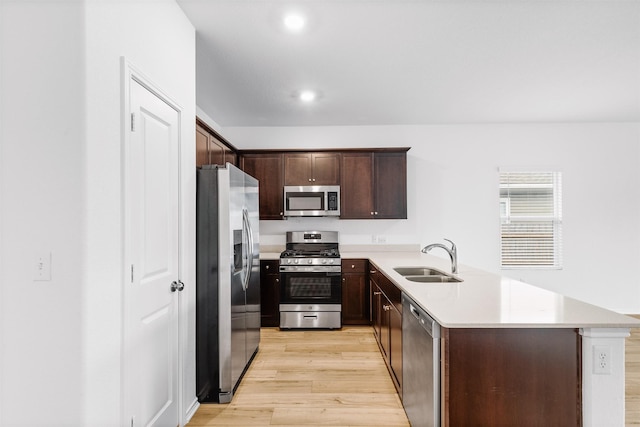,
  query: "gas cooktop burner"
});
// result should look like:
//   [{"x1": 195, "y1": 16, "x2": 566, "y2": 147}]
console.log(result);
[
  {"x1": 279, "y1": 231, "x2": 341, "y2": 270},
  {"x1": 280, "y1": 248, "x2": 340, "y2": 258}
]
